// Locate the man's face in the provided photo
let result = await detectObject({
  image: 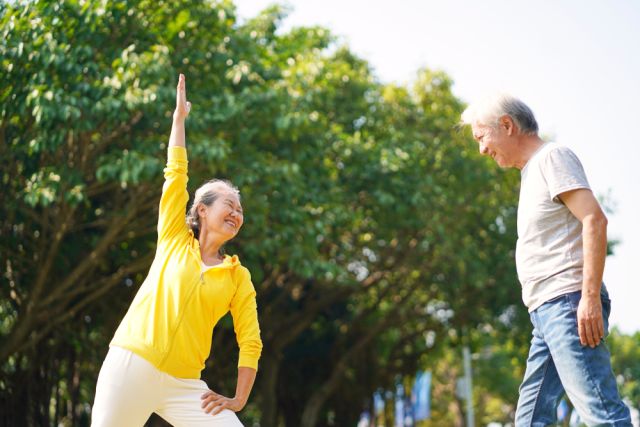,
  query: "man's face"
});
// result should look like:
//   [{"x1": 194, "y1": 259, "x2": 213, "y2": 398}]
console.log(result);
[{"x1": 471, "y1": 120, "x2": 515, "y2": 168}]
